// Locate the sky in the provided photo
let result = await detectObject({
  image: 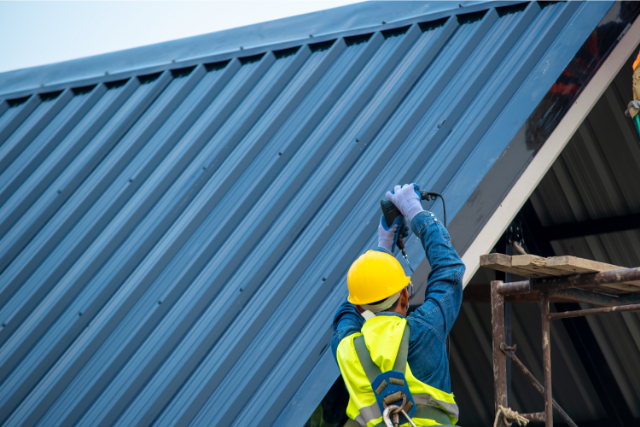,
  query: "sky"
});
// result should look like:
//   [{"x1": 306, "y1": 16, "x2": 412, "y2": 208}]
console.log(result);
[{"x1": 0, "y1": 1, "x2": 363, "y2": 74}]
